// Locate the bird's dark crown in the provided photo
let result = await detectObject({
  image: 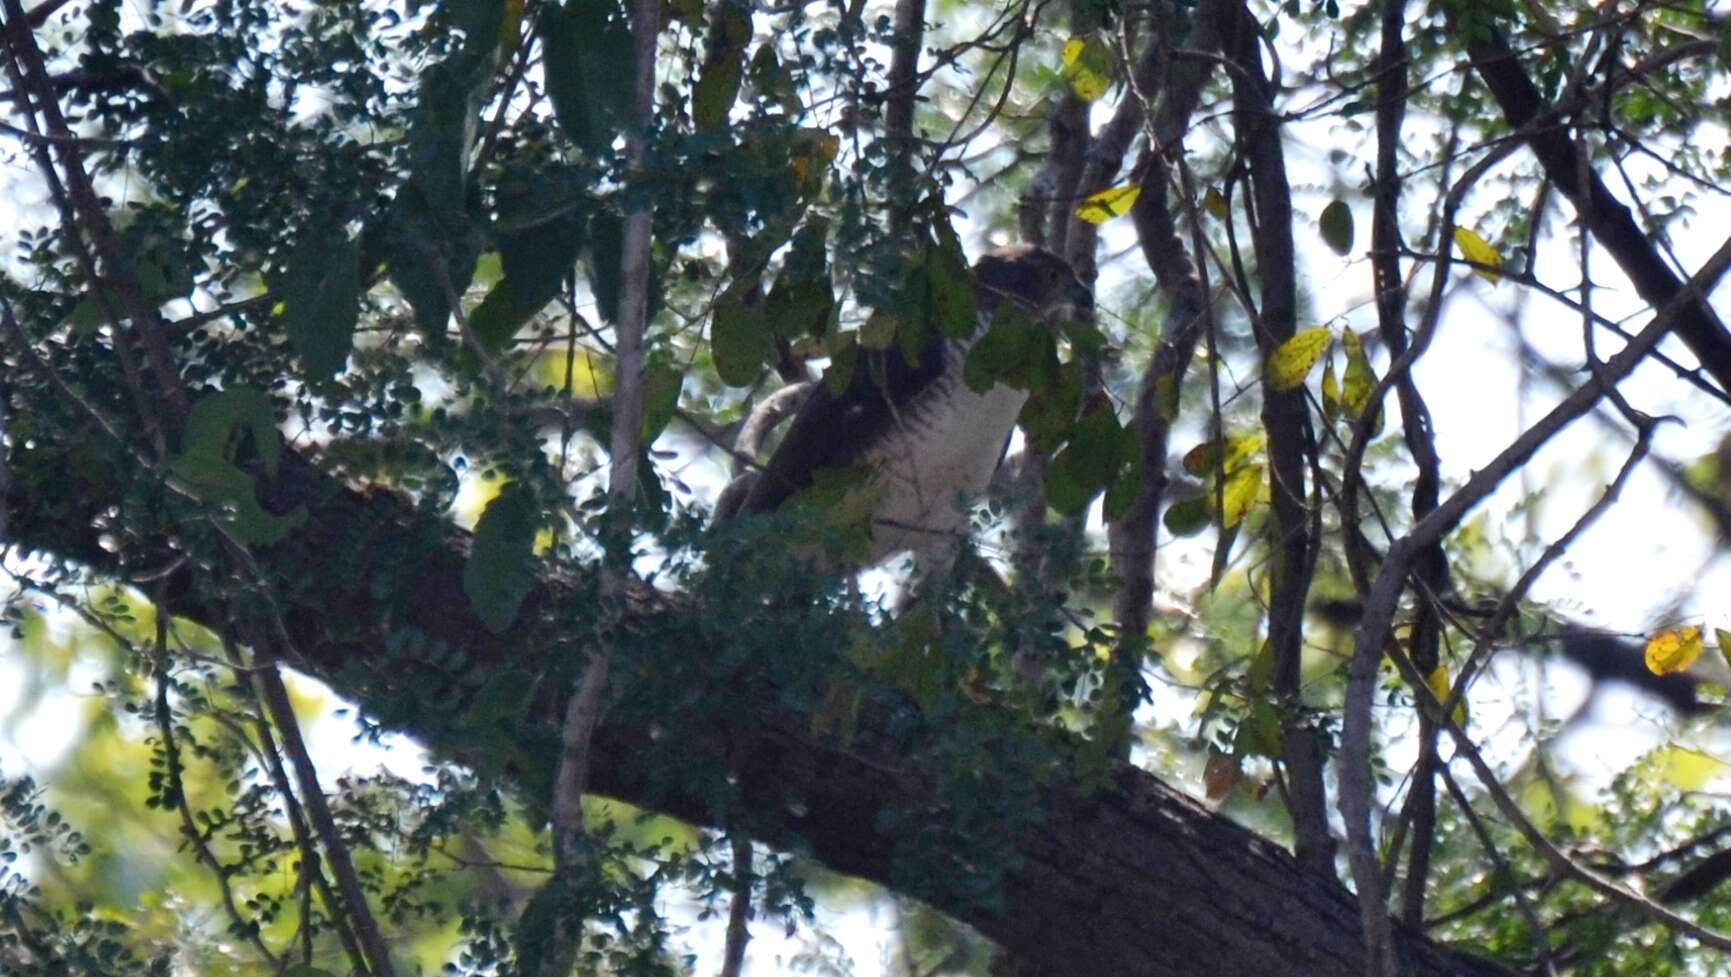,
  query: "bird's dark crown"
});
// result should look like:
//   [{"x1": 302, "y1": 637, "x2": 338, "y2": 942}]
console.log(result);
[{"x1": 972, "y1": 244, "x2": 1094, "y2": 324}]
